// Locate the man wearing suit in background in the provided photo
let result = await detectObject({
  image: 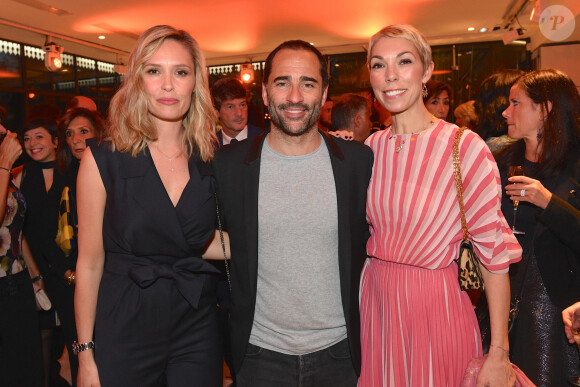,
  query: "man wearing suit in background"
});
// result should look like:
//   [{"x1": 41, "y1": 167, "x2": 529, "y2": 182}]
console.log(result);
[
  {"x1": 211, "y1": 77, "x2": 262, "y2": 146},
  {"x1": 213, "y1": 40, "x2": 373, "y2": 387}
]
